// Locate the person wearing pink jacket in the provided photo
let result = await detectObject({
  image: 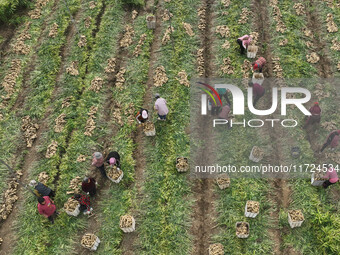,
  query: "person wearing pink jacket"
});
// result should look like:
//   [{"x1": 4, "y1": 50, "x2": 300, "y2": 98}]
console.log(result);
[
  {"x1": 237, "y1": 35, "x2": 252, "y2": 54},
  {"x1": 323, "y1": 166, "x2": 339, "y2": 188}
]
